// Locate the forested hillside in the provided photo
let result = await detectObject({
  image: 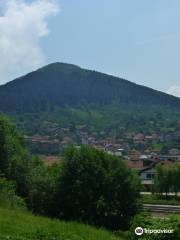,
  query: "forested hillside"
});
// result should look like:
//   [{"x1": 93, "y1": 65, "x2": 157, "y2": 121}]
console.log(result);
[{"x1": 0, "y1": 62, "x2": 180, "y2": 113}]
